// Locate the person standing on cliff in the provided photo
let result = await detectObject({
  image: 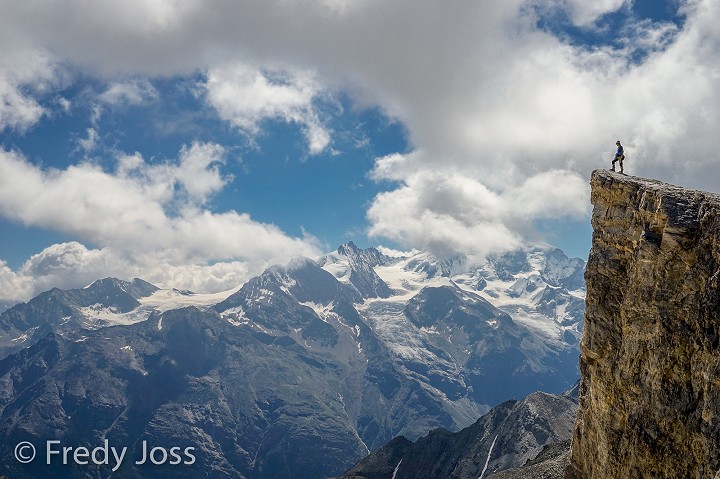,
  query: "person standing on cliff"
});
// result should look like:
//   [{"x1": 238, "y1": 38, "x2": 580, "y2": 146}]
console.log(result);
[{"x1": 611, "y1": 140, "x2": 624, "y2": 173}]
